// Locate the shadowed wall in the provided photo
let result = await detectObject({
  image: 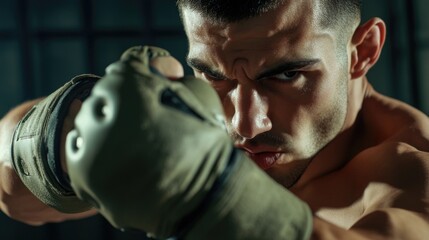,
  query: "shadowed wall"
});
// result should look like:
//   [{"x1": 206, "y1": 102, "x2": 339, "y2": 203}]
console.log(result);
[{"x1": 0, "y1": 0, "x2": 428, "y2": 239}]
